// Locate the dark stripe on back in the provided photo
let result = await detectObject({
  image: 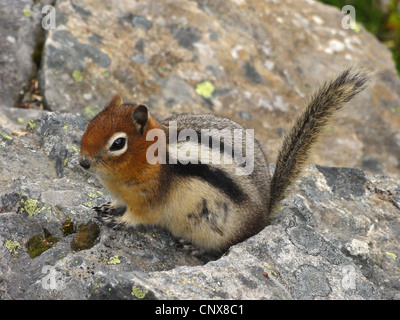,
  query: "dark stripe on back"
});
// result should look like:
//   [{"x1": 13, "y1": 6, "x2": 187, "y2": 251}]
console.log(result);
[
  {"x1": 167, "y1": 159, "x2": 247, "y2": 203},
  {"x1": 196, "y1": 130, "x2": 234, "y2": 159},
  {"x1": 179, "y1": 130, "x2": 248, "y2": 168}
]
